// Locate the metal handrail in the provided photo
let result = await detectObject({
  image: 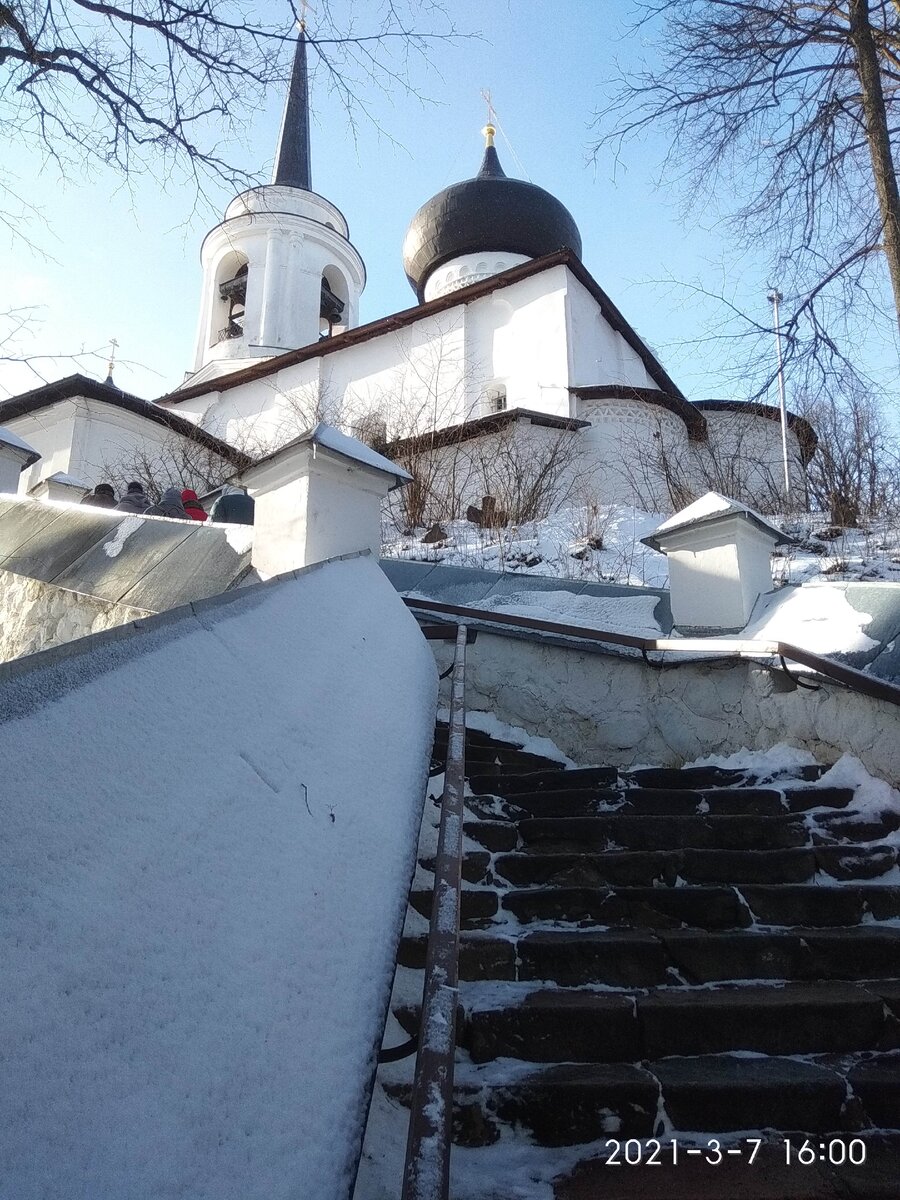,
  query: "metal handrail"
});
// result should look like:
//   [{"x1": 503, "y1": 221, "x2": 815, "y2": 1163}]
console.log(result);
[
  {"x1": 403, "y1": 597, "x2": 900, "y2": 710},
  {"x1": 401, "y1": 624, "x2": 467, "y2": 1200}
]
